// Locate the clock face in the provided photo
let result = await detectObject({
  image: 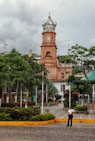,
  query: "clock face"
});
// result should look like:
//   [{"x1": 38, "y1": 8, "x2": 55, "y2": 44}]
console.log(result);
[{"x1": 46, "y1": 36, "x2": 51, "y2": 42}]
